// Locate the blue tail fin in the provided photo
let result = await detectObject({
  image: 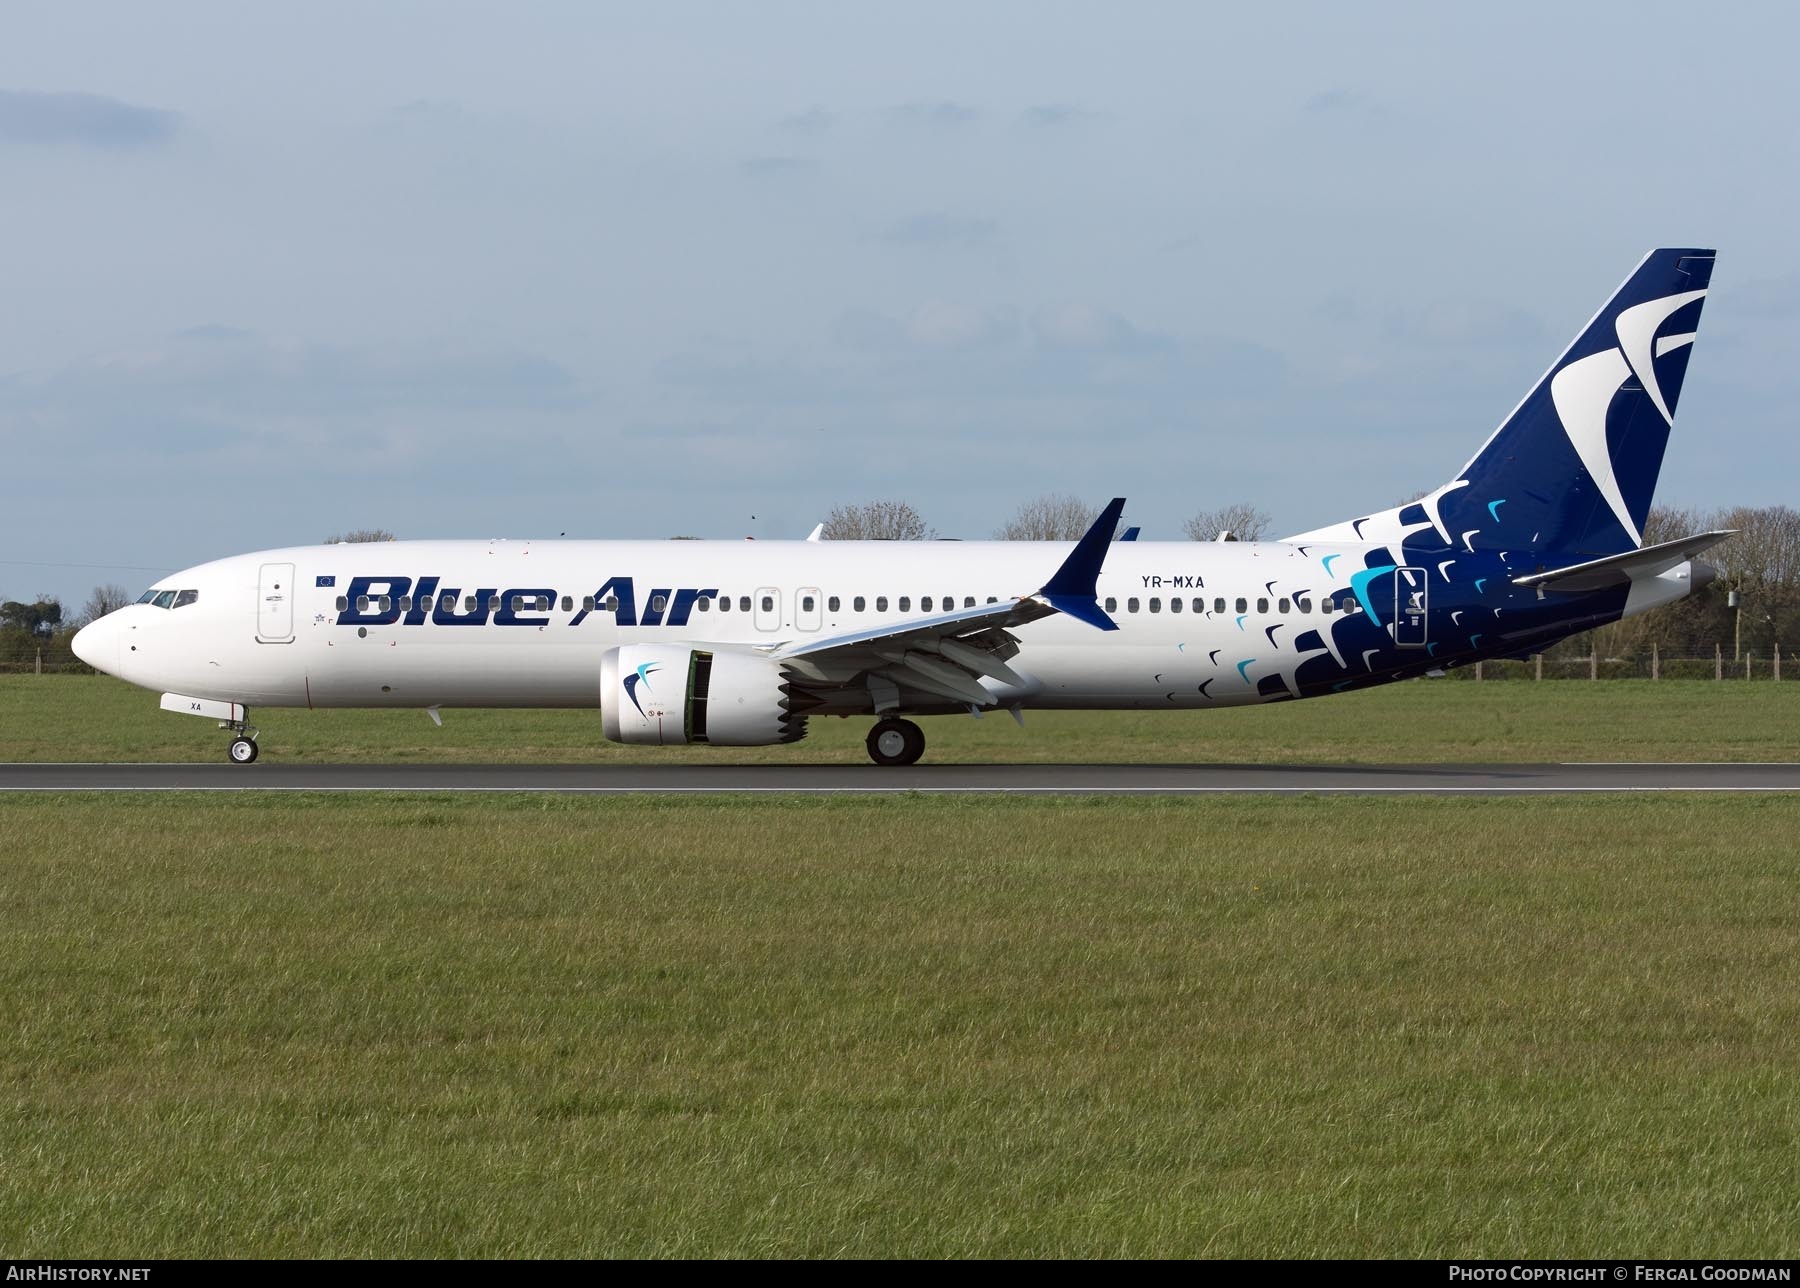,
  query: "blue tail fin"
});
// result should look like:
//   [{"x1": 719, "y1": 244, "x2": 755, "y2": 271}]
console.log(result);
[
  {"x1": 1451, "y1": 248, "x2": 1713, "y2": 554},
  {"x1": 1291, "y1": 249, "x2": 1714, "y2": 557}
]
